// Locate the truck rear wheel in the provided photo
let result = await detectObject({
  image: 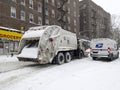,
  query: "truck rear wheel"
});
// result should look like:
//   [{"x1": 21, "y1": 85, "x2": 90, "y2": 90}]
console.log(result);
[
  {"x1": 56, "y1": 52, "x2": 65, "y2": 65},
  {"x1": 109, "y1": 53, "x2": 113, "y2": 61},
  {"x1": 65, "y1": 52, "x2": 72, "y2": 63},
  {"x1": 92, "y1": 57, "x2": 97, "y2": 60}
]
